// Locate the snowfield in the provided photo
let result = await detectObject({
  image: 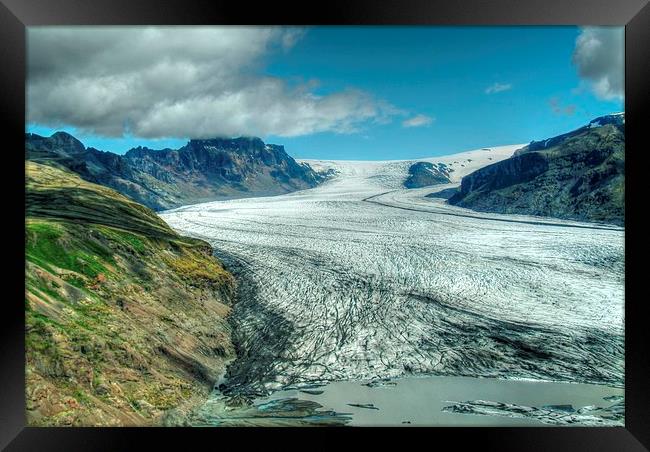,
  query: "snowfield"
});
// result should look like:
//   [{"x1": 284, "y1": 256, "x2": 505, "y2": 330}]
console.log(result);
[{"x1": 160, "y1": 144, "x2": 624, "y2": 397}]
